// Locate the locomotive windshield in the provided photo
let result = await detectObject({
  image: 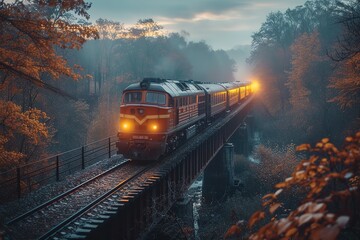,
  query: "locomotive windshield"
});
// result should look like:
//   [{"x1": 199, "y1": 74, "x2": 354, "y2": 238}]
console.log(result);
[
  {"x1": 123, "y1": 92, "x2": 142, "y2": 103},
  {"x1": 146, "y1": 92, "x2": 166, "y2": 105}
]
